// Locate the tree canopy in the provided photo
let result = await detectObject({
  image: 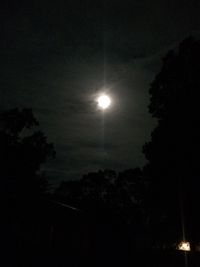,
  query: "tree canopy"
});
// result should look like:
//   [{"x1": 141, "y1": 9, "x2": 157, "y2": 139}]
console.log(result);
[
  {"x1": 0, "y1": 108, "x2": 55, "y2": 198},
  {"x1": 143, "y1": 37, "x2": 200, "y2": 243},
  {"x1": 55, "y1": 168, "x2": 146, "y2": 227}
]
